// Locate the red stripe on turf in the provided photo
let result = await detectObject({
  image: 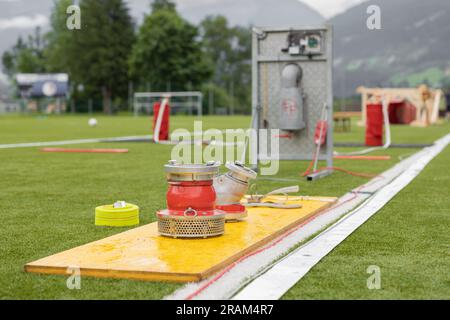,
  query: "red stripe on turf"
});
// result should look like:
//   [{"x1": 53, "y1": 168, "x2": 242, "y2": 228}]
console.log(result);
[
  {"x1": 333, "y1": 155, "x2": 391, "y2": 160},
  {"x1": 41, "y1": 148, "x2": 129, "y2": 154}
]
